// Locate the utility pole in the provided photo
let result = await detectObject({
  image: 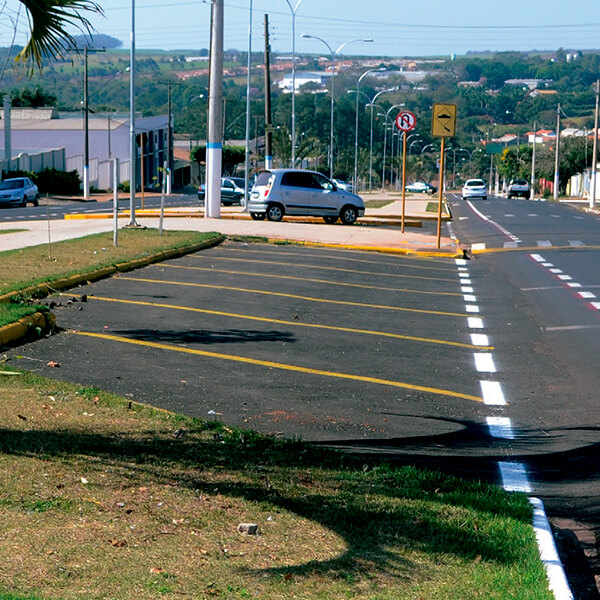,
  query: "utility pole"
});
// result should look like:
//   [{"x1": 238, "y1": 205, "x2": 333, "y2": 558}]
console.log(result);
[
  {"x1": 553, "y1": 103, "x2": 561, "y2": 201},
  {"x1": 264, "y1": 14, "x2": 273, "y2": 169},
  {"x1": 159, "y1": 81, "x2": 178, "y2": 195},
  {"x1": 206, "y1": 0, "x2": 223, "y2": 218},
  {"x1": 128, "y1": 0, "x2": 137, "y2": 226},
  {"x1": 531, "y1": 120, "x2": 536, "y2": 201},
  {"x1": 243, "y1": 0, "x2": 253, "y2": 210},
  {"x1": 591, "y1": 81, "x2": 599, "y2": 209}
]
